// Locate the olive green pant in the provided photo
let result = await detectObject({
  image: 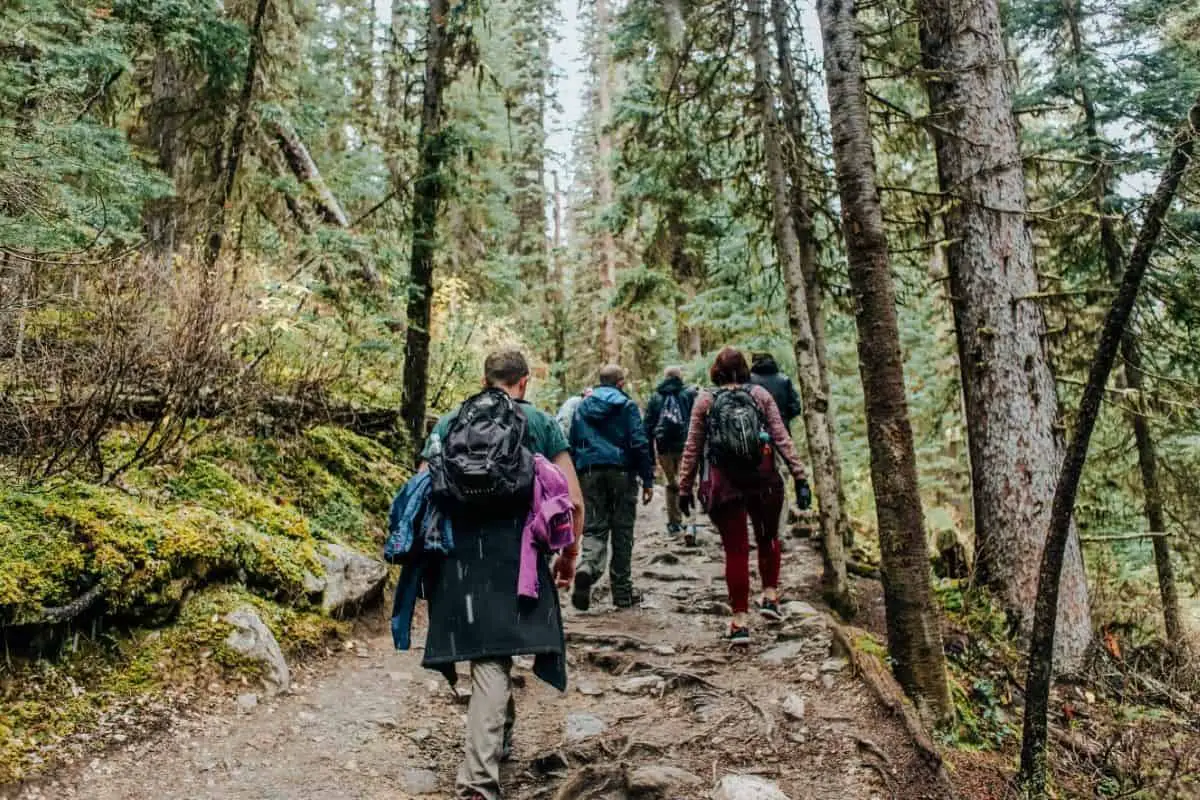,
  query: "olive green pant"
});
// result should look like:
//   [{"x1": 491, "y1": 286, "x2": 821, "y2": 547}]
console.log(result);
[
  {"x1": 658, "y1": 452, "x2": 682, "y2": 527},
  {"x1": 578, "y1": 469, "x2": 638, "y2": 606}
]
